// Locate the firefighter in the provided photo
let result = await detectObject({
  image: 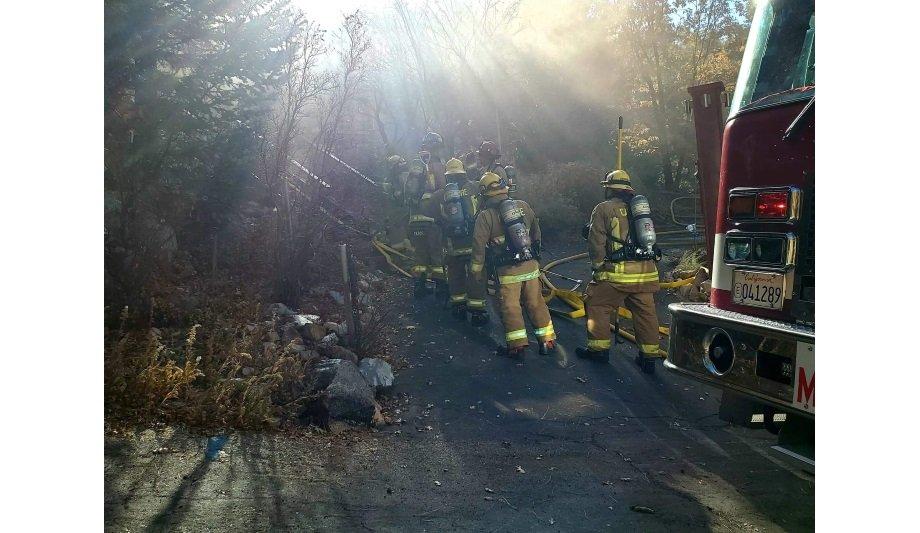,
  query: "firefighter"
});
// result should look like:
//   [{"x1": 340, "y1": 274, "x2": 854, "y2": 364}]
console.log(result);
[
  {"x1": 420, "y1": 132, "x2": 447, "y2": 191},
  {"x1": 383, "y1": 154, "x2": 408, "y2": 202},
  {"x1": 436, "y1": 158, "x2": 489, "y2": 324},
  {"x1": 407, "y1": 153, "x2": 447, "y2": 298},
  {"x1": 575, "y1": 170, "x2": 662, "y2": 374},
  {"x1": 477, "y1": 140, "x2": 519, "y2": 191},
  {"x1": 471, "y1": 172, "x2": 555, "y2": 357}
]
